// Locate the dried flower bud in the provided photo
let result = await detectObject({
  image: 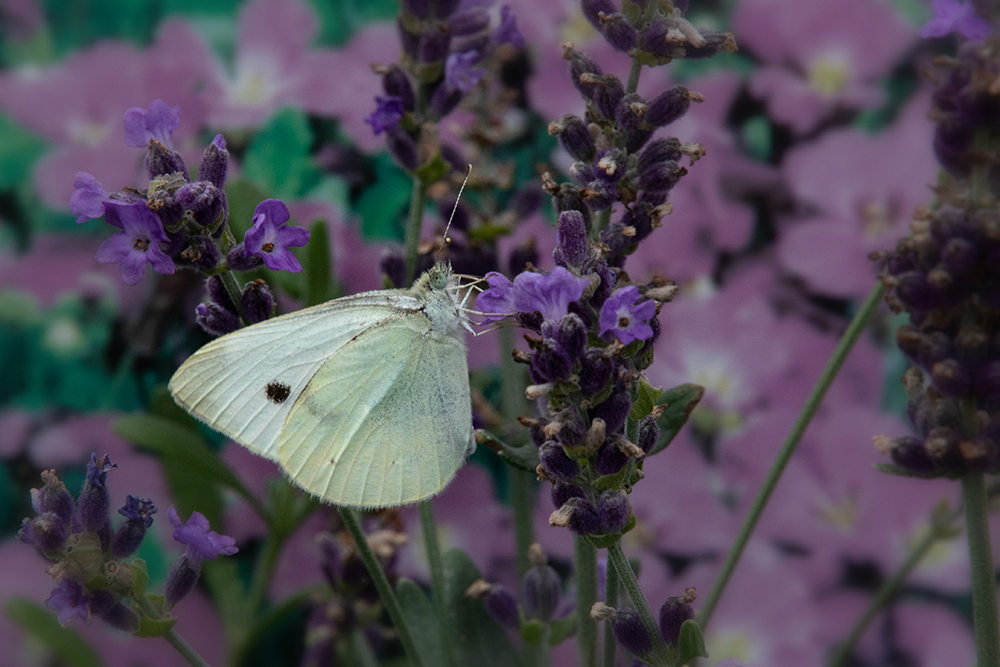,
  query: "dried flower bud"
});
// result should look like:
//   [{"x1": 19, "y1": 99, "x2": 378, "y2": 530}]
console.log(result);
[
  {"x1": 600, "y1": 12, "x2": 637, "y2": 53},
  {"x1": 659, "y1": 588, "x2": 696, "y2": 646},
  {"x1": 612, "y1": 606, "x2": 654, "y2": 655},
  {"x1": 522, "y1": 563, "x2": 561, "y2": 621}
]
